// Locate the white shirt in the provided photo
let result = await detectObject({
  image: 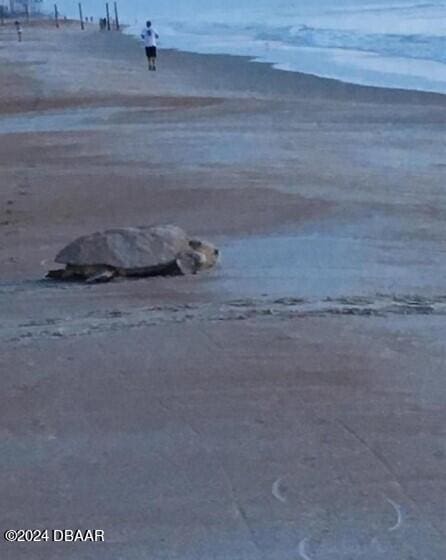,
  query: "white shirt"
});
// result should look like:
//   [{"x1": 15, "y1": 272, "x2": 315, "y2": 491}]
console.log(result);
[{"x1": 141, "y1": 27, "x2": 159, "y2": 47}]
